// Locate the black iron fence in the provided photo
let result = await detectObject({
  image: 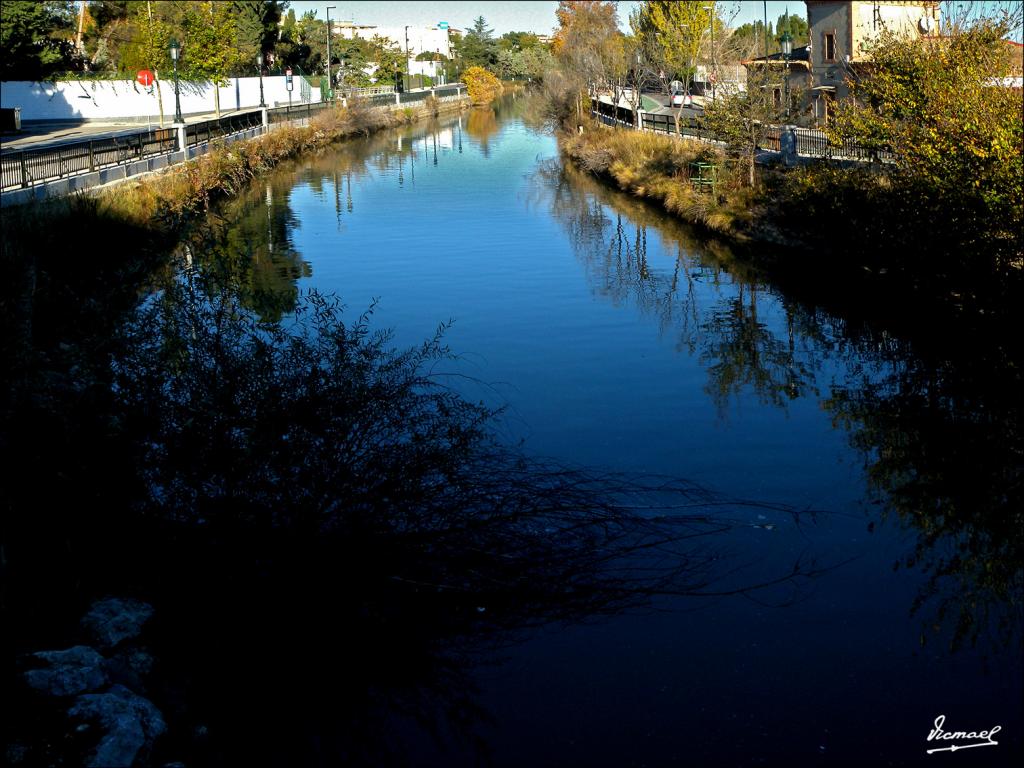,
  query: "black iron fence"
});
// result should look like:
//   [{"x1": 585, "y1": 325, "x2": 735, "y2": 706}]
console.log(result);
[
  {"x1": 594, "y1": 97, "x2": 891, "y2": 163},
  {"x1": 3, "y1": 87, "x2": 469, "y2": 194},
  {"x1": 184, "y1": 110, "x2": 263, "y2": 147},
  {"x1": 1, "y1": 127, "x2": 177, "y2": 191},
  {"x1": 266, "y1": 102, "x2": 332, "y2": 125}
]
